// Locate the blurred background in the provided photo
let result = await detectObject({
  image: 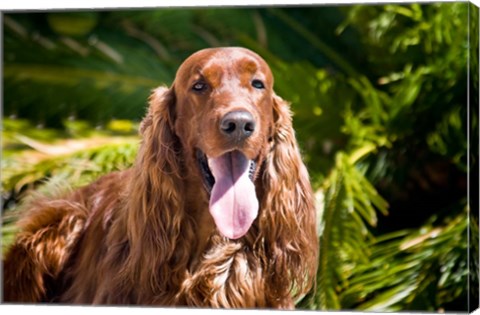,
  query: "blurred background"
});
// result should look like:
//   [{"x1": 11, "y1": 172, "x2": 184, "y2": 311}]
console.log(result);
[{"x1": 2, "y1": 3, "x2": 478, "y2": 311}]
